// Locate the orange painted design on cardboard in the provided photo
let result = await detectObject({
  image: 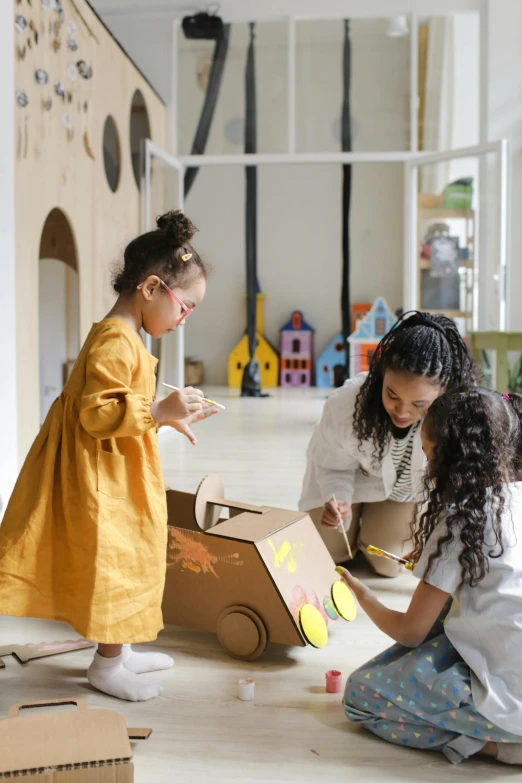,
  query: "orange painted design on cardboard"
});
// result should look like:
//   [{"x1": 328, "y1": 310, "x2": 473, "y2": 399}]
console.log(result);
[{"x1": 167, "y1": 528, "x2": 243, "y2": 577}]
